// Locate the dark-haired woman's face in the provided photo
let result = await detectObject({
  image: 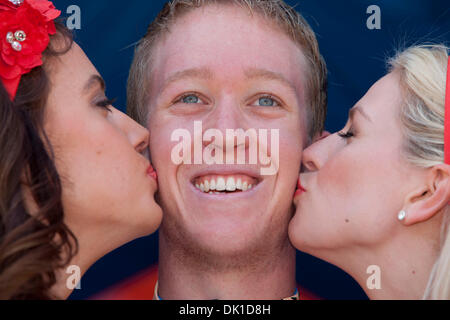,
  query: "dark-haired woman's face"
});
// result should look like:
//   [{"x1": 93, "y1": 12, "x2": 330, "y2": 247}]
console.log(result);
[{"x1": 44, "y1": 43, "x2": 162, "y2": 244}]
